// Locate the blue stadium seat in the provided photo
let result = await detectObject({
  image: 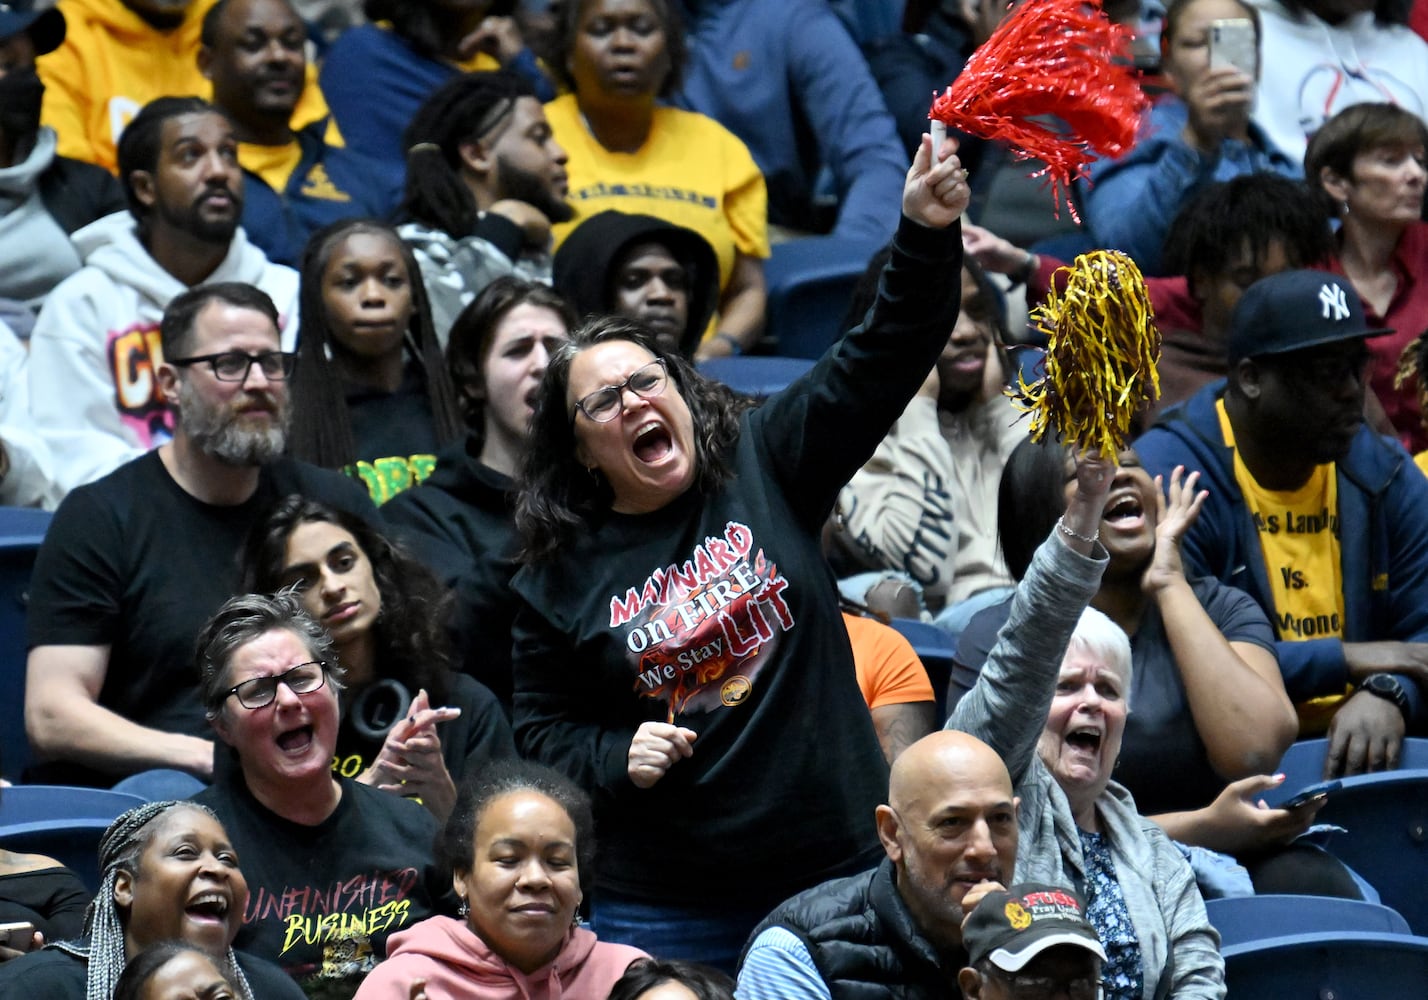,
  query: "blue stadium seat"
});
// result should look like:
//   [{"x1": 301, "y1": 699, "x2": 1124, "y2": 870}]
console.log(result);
[
  {"x1": 888, "y1": 617, "x2": 954, "y2": 724},
  {"x1": 0, "y1": 784, "x2": 145, "y2": 890},
  {"x1": 0, "y1": 507, "x2": 53, "y2": 782},
  {"x1": 1269, "y1": 737, "x2": 1428, "y2": 806},
  {"x1": 1207, "y1": 894, "x2": 1411, "y2": 948},
  {"x1": 696, "y1": 356, "x2": 814, "y2": 400},
  {"x1": 1268, "y1": 770, "x2": 1428, "y2": 937},
  {"x1": 766, "y1": 236, "x2": 884, "y2": 360},
  {"x1": 1222, "y1": 930, "x2": 1428, "y2": 997}
]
